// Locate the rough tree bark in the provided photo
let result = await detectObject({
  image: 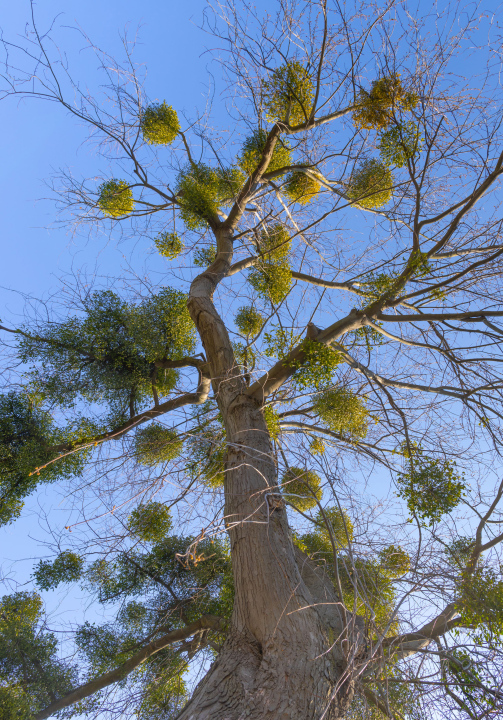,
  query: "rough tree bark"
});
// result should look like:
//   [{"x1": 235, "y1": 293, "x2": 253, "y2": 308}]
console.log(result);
[{"x1": 180, "y1": 227, "x2": 364, "y2": 720}]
